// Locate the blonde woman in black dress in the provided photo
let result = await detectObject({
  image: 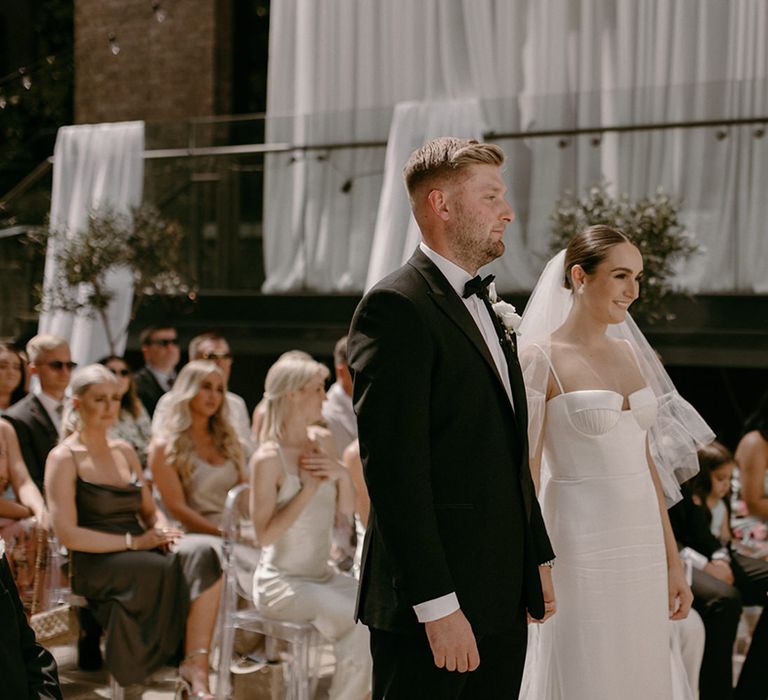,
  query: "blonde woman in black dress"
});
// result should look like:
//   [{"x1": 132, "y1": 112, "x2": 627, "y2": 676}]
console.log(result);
[{"x1": 45, "y1": 364, "x2": 221, "y2": 697}]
